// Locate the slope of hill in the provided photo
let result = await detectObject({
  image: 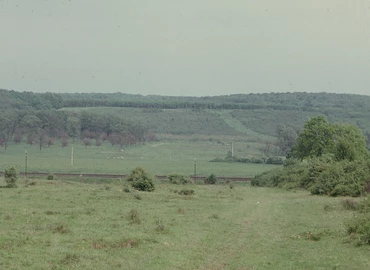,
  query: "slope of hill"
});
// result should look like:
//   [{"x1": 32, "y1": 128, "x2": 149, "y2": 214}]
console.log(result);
[{"x1": 1, "y1": 89, "x2": 370, "y2": 140}]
